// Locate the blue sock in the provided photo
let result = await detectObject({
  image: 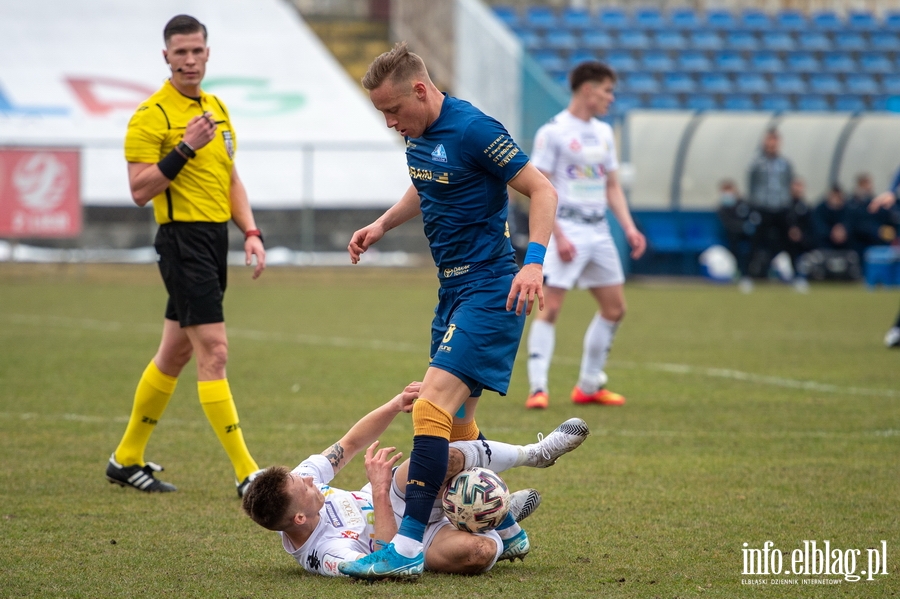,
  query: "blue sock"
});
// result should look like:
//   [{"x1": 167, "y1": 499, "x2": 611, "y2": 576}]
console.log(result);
[
  {"x1": 495, "y1": 511, "x2": 516, "y2": 531},
  {"x1": 398, "y1": 434, "x2": 449, "y2": 541}
]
